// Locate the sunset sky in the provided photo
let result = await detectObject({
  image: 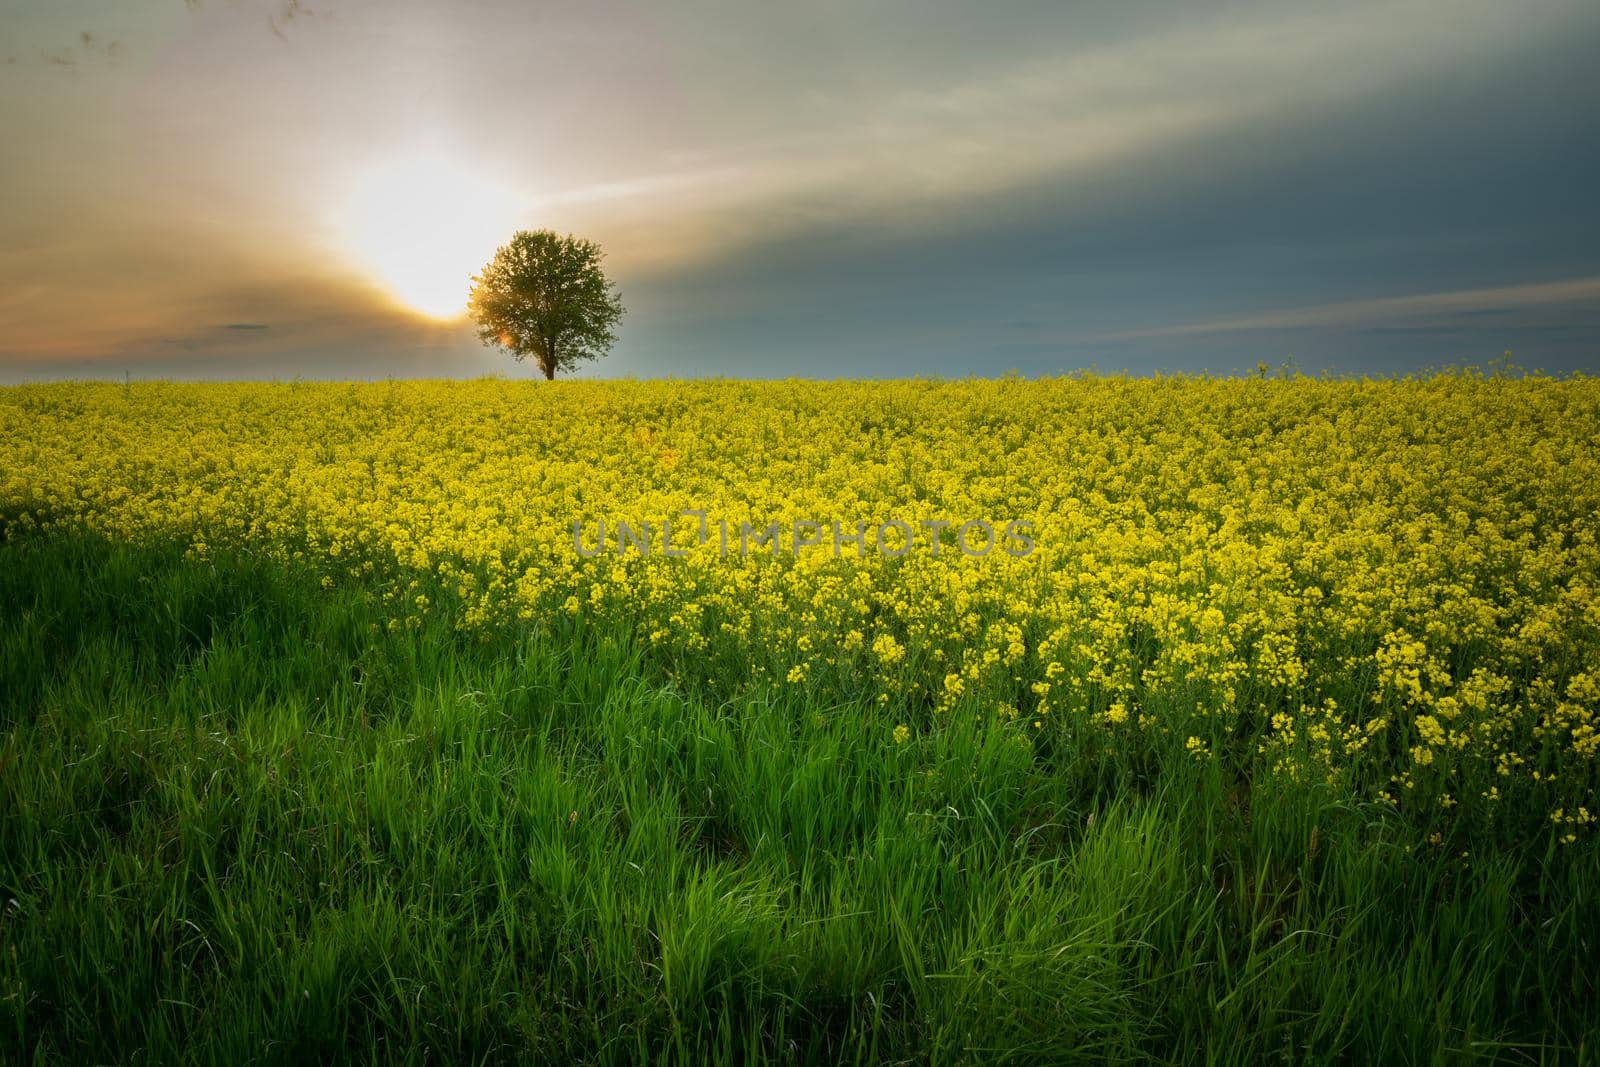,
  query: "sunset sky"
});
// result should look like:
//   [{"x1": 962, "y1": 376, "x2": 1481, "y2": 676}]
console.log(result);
[{"x1": 3, "y1": 0, "x2": 1598, "y2": 381}]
